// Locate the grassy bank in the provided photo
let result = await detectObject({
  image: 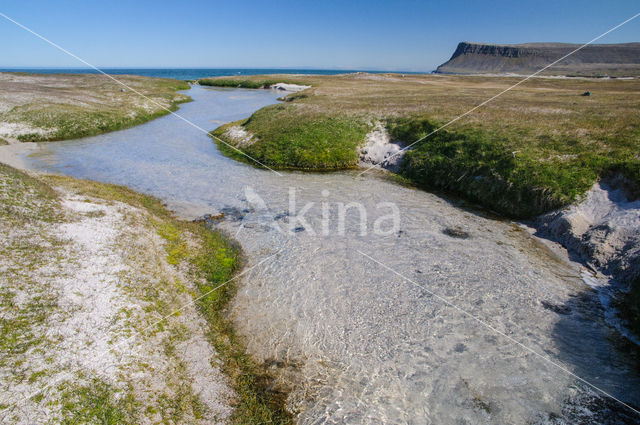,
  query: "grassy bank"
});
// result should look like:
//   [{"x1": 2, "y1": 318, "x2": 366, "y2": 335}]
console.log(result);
[
  {"x1": 206, "y1": 73, "x2": 640, "y2": 218},
  {"x1": 199, "y1": 77, "x2": 306, "y2": 89},
  {"x1": 46, "y1": 175, "x2": 293, "y2": 424},
  {"x1": 0, "y1": 72, "x2": 190, "y2": 143},
  {"x1": 388, "y1": 117, "x2": 639, "y2": 217},
  {"x1": 0, "y1": 164, "x2": 290, "y2": 424},
  {"x1": 212, "y1": 107, "x2": 369, "y2": 170}
]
